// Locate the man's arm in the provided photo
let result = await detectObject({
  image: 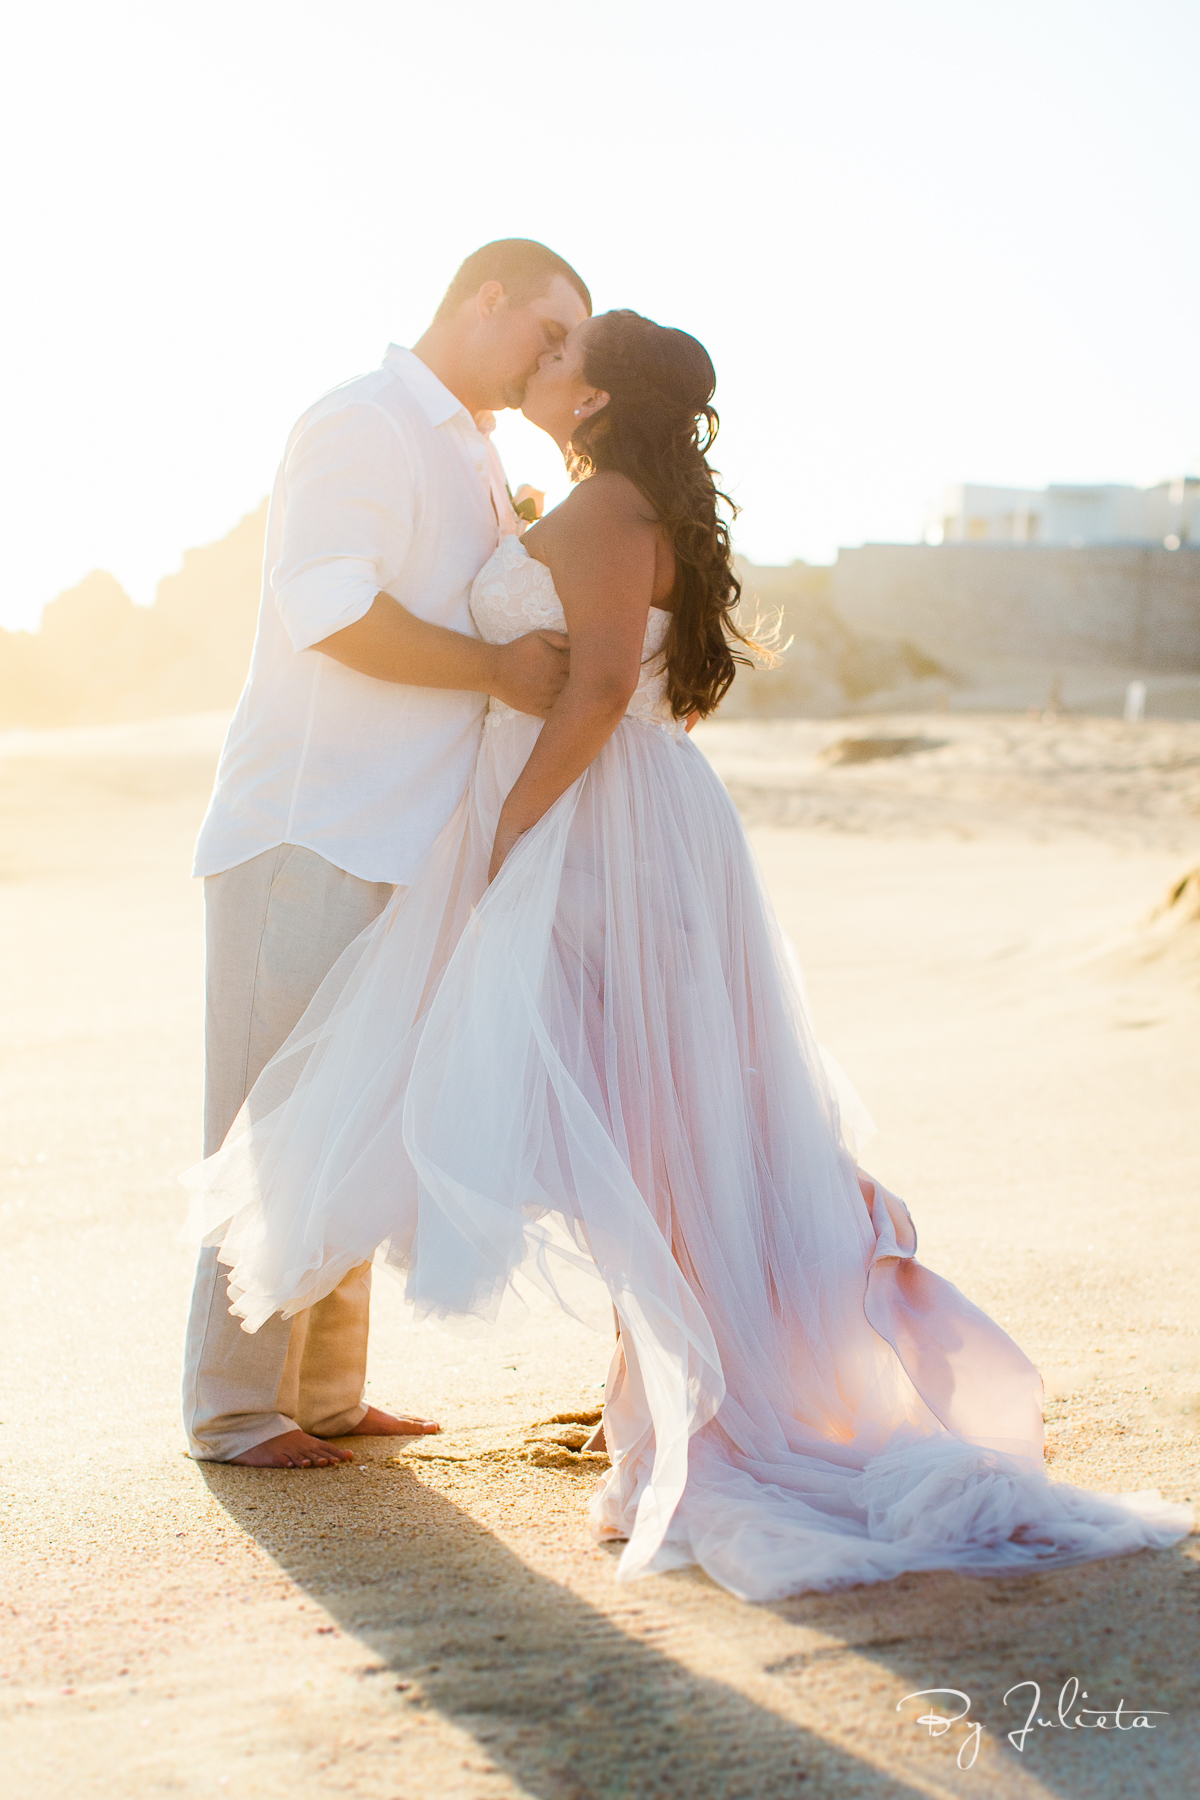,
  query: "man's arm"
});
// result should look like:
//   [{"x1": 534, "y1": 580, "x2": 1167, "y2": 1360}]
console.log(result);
[
  {"x1": 315, "y1": 597, "x2": 569, "y2": 719},
  {"x1": 273, "y1": 403, "x2": 568, "y2": 717}
]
